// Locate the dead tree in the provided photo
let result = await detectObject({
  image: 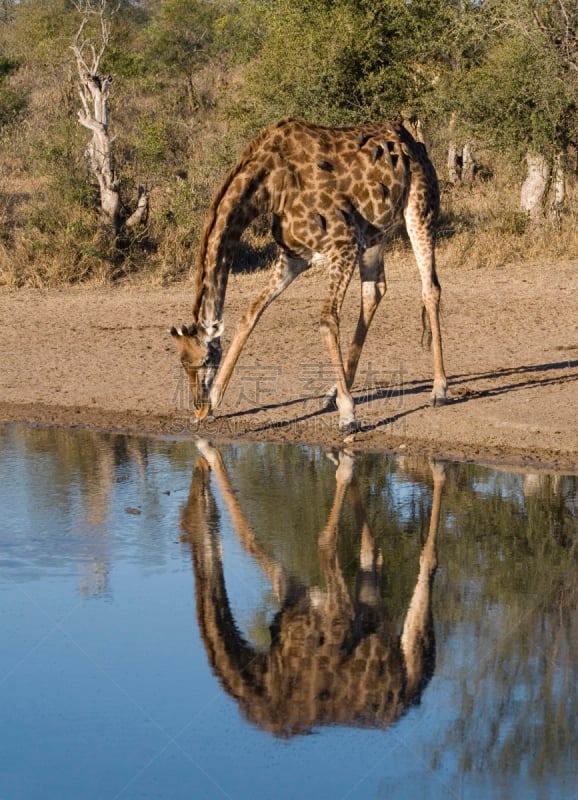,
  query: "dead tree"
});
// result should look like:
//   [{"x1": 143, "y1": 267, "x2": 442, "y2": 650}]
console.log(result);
[
  {"x1": 446, "y1": 114, "x2": 476, "y2": 185},
  {"x1": 551, "y1": 152, "x2": 567, "y2": 220},
  {"x1": 520, "y1": 151, "x2": 551, "y2": 224},
  {"x1": 72, "y1": 1, "x2": 148, "y2": 235}
]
